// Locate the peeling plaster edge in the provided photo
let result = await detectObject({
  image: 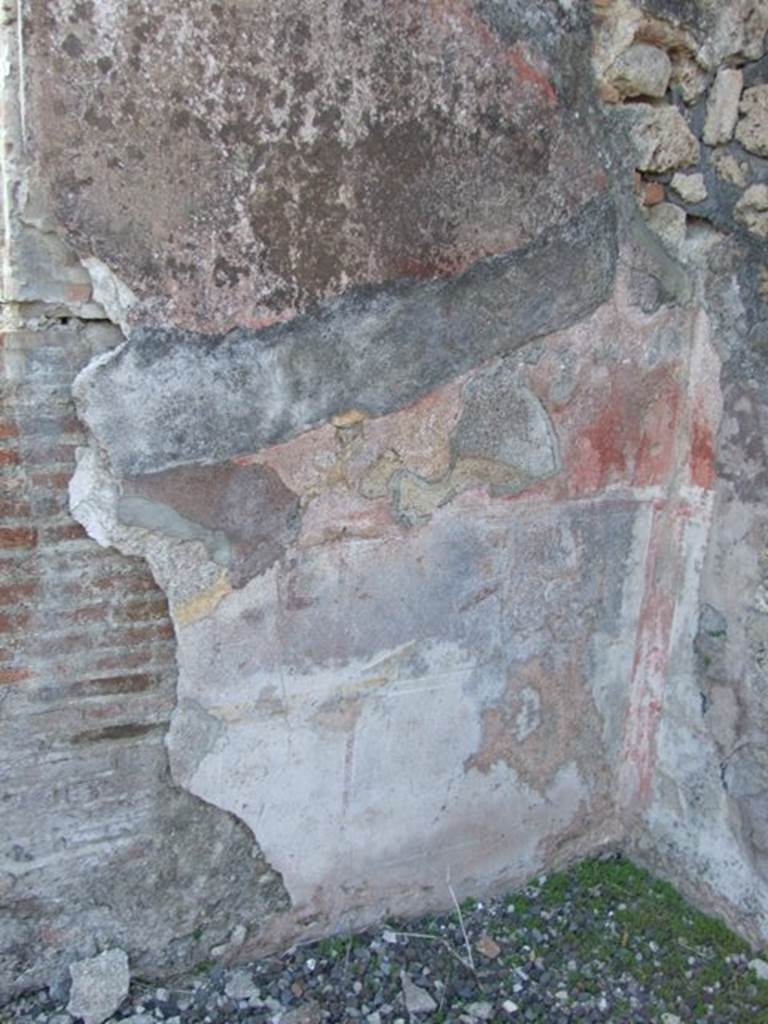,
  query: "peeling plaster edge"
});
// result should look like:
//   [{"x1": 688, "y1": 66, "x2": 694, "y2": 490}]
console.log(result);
[
  {"x1": 14, "y1": 0, "x2": 23, "y2": 153},
  {"x1": 0, "y1": 0, "x2": 23, "y2": 302},
  {"x1": 69, "y1": 437, "x2": 295, "y2": 925},
  {"x1": 81, "y1": 256, "x2": 139, "y2": 333},
  {"x1": 0, "y1": 3, "x2": 130, "y2": 326}
]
